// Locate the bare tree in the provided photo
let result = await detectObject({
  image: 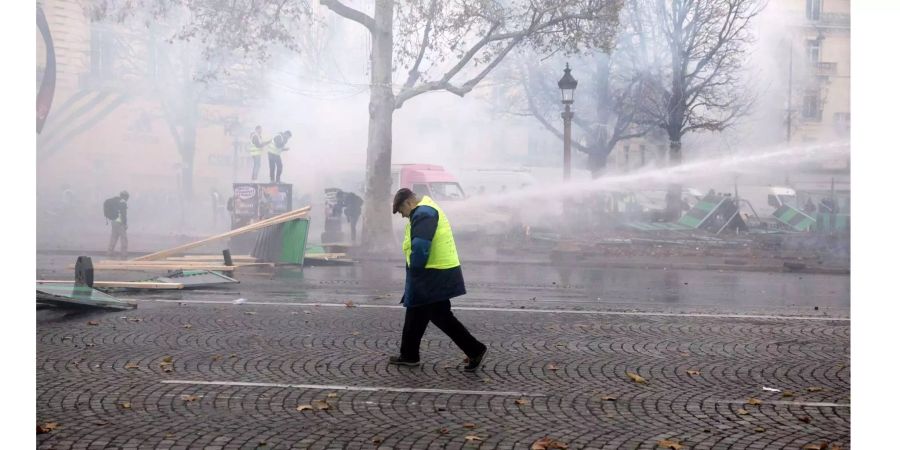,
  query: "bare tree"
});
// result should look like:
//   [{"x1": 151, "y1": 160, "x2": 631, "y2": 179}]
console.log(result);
[
  {"x1": 93, "y1": 0, "x2": 622, "y2": 250},
  {"x1": 501, "y1": 45, "x2": 651, "y2": 178},
  {"x1": 620, "y1": 0, "x2": 764, "y2": 216},
  {"x1": 626, "y1": 0, "x2": 764, "y2": 163}
]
